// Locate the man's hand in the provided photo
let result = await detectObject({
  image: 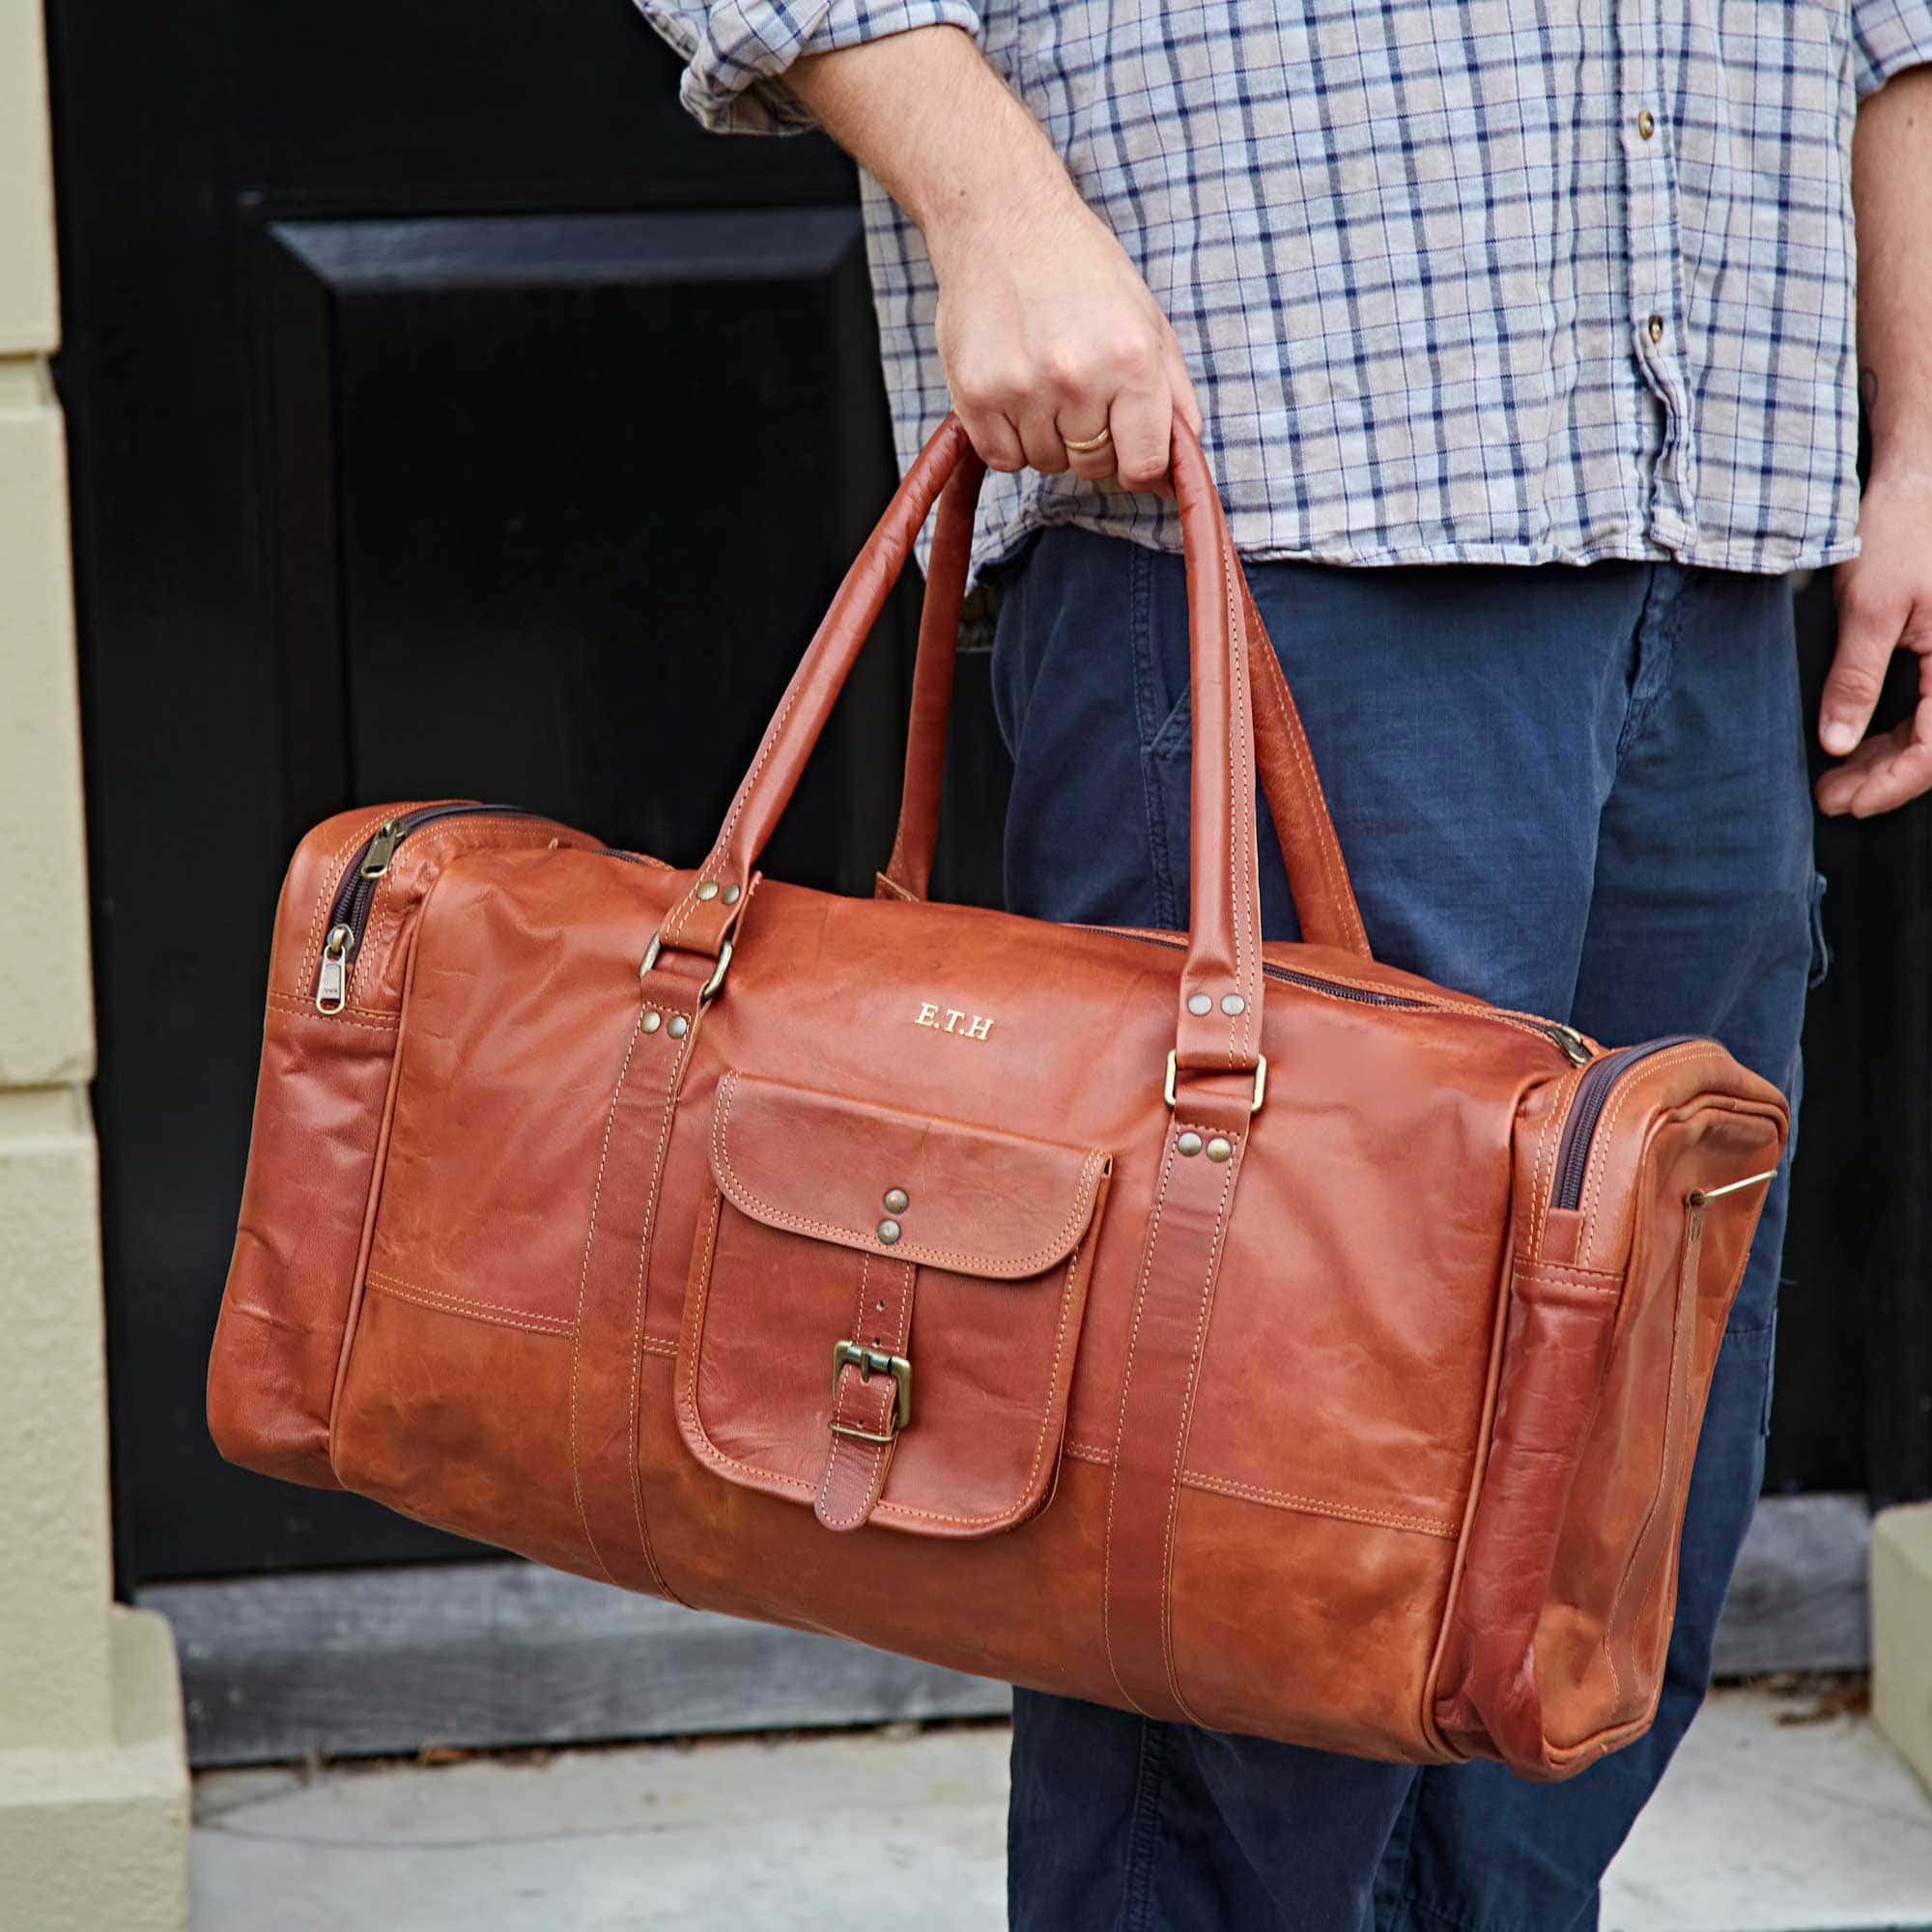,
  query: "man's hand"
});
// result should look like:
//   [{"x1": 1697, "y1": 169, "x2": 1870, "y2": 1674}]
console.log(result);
[
  {"x1": 926, "y1": 180, "x2": 1201, "y2": 496},
  {"x1": 789, "y1": 26, "x2": 1200, "y2": 495},
  {"x1": 1818, "y1": 66, "x2": 1932, "y2": 816},
  {"x1": 1817, "y1": 465, "x2": 1932, "y2": 816}
]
